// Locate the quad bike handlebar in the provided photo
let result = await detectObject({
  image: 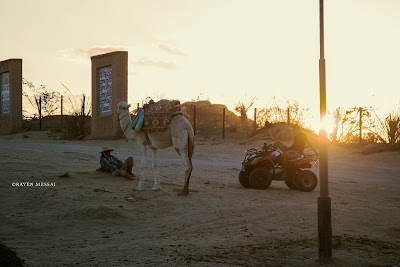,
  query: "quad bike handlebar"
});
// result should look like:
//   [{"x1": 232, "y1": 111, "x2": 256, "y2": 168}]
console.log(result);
[
  {"x1": 261, "y1": 143, "x2": 278, "y2": 153},
  {"x1": 245, "y1": 148, "x2": 257, "y2": 155}
]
